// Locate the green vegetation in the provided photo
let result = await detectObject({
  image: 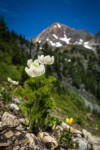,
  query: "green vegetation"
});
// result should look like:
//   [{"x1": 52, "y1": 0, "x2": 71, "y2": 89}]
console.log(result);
[
  {"x1": 52, "y1": 86, "x2": 100, "y2": 136},
  {"x1": 0, "y1": 17, "x2": 30, "y2": 81},
  {"x1": 13, "y1": 76, "x2": 57, "y2": 131},
  {"x1": 34, "y1": 42, "x2": 100, "y2": 101},
  {"x1": 58, "y1": 131, "x2": 79, "y2": 149}
]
